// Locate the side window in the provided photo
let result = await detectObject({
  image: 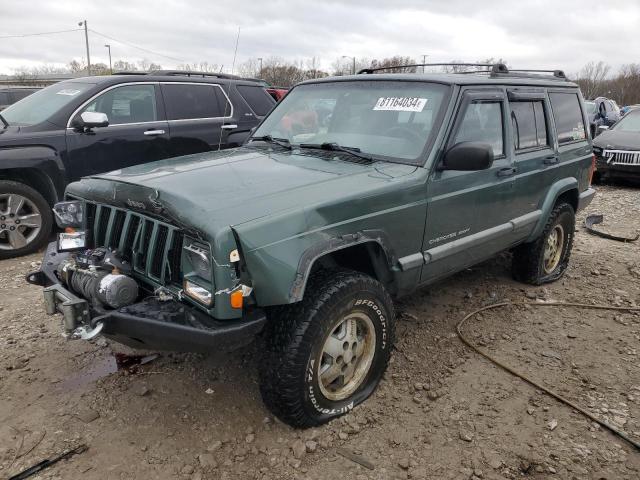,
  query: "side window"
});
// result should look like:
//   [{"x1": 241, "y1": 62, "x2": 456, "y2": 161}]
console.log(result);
[
  {"x1": 453, "y1": 101, "x2": 504, "y2": 157},
  {"x1": 510, "y1": 101, "x2": 548, "y2": 150},
  {"x1": 79, "y1": 84, "x2": 157, "y2": 125},
  {"x1": 549, "y1": 92, "x2": 587, "y2": 144},
  {"x1": 236, "y1": 85, "x2": 274, "y2": 116},
  {"x1": 163, "y1": 84, "x2": 228, "y2": 120}
]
